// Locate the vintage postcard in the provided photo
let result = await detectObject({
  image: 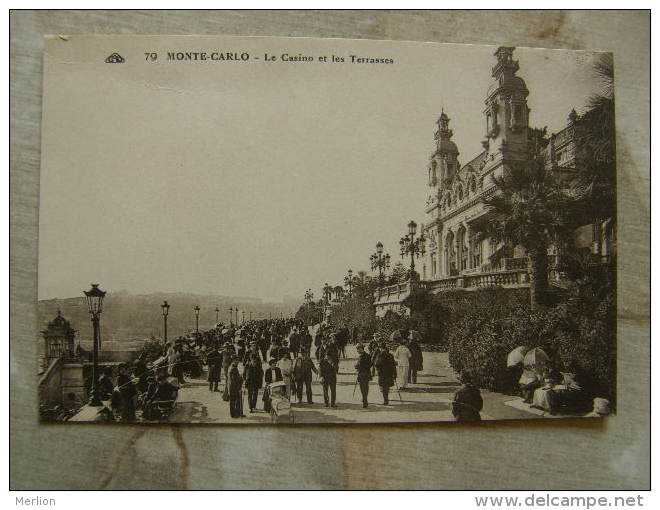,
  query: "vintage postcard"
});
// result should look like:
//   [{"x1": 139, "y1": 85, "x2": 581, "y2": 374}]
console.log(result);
[{"x1": 37, "y1": 35, "x2": 616, "y2": 424}]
